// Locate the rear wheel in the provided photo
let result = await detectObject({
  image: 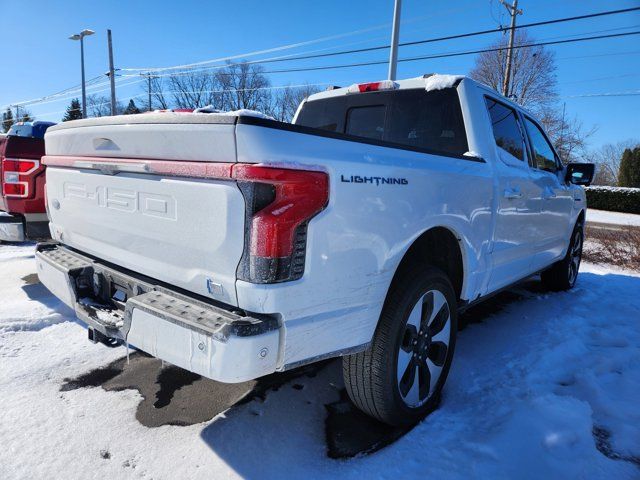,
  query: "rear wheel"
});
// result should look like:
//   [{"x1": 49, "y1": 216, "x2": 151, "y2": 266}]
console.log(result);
[
  {"x1": 541, "y1": 222, "x2": 583, "y2": 291},
  {"x1": 342, "y1": 266, "x2": 457, "y2": 426}
]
